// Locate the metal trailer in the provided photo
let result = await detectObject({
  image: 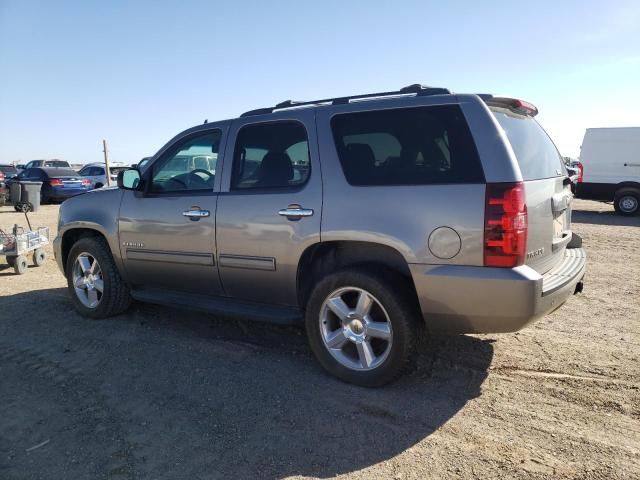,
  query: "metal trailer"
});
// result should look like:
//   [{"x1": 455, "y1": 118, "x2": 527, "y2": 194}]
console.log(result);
[{"x1": 0, "y1": 220, "x2": 49, "y2": 274}]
